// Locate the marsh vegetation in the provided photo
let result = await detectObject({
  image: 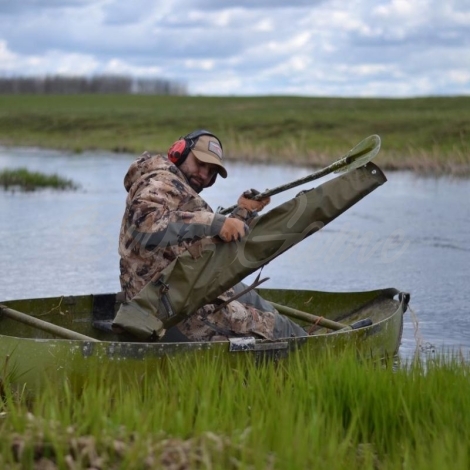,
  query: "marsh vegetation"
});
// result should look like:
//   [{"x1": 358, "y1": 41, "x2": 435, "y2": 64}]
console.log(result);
[
  {"x1": 0, "y1": 167, "x2": 78, "y2": 191},
  {"x1": 1, "y1": 350, "x2": 469, "y2": 469},
  {"x1": 0, "y1": 95, "x2": 468, "y2": 176}
]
